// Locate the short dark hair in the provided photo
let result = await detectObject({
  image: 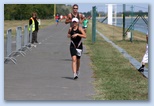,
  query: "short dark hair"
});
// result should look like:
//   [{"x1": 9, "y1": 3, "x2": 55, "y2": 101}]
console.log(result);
[
  {"x1": 32, "y1": 12, "x2": 37, "y2": 17},
  {"x1": 73, "y1": 4, "x2": 78, "y2": 8}
]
